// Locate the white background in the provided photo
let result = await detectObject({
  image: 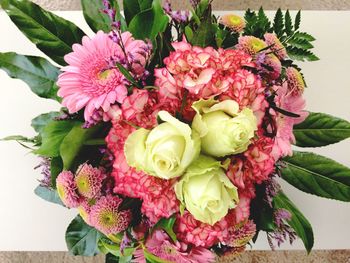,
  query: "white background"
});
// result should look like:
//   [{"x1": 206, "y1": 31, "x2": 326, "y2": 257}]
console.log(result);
[{"x1": 0, "y1": 11, "x2": 349, "y2": 251}]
